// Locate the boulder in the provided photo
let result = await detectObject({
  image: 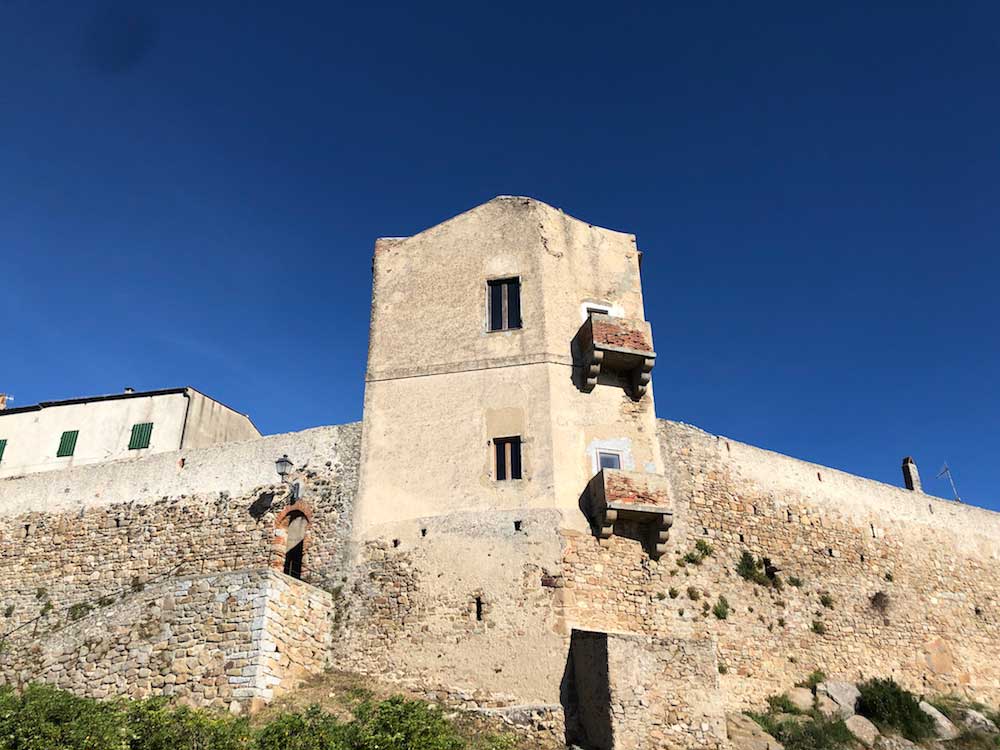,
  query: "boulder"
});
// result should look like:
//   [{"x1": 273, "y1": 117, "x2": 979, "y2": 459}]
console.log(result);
[
  {"x1": 816, "y1": 695, "x2": 839, "y2": 719},
  {"x1": 845, "y1": 715, "x2": 879, "y2": 747},
  {"x1": 786, "y1": 687, "x2": 814, "y2": 713},
  {"x1": 817, "y1": 681, "x2": 860, "y2": 719},
  {"x1": 958, "y1": 708, "x2": 999, "y2": 734},
  {"x1": 727, "y1": 713, "x2": 784, "y2": 750},
  {"x1": 918, "y1": 701, "x2": 959, "y2": 740},
  {"x1": 874, "y1": 737, "x2": 918, "y2": 750}
]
